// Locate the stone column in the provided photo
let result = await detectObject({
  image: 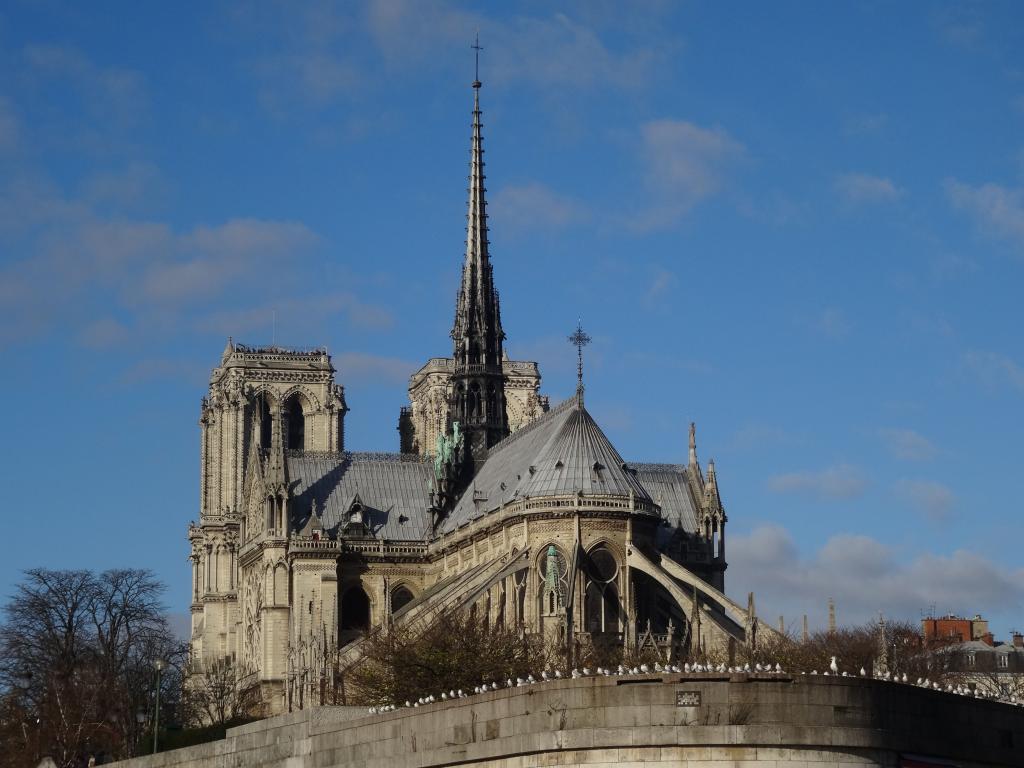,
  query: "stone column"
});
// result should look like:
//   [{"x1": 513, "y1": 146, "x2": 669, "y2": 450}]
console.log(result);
[
  {"x1": 199, "y1": 418, "x2": 209, "y2": 517},
  {"x1": 205, "y1": 544, "x2": 213, "y2": 594}
]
